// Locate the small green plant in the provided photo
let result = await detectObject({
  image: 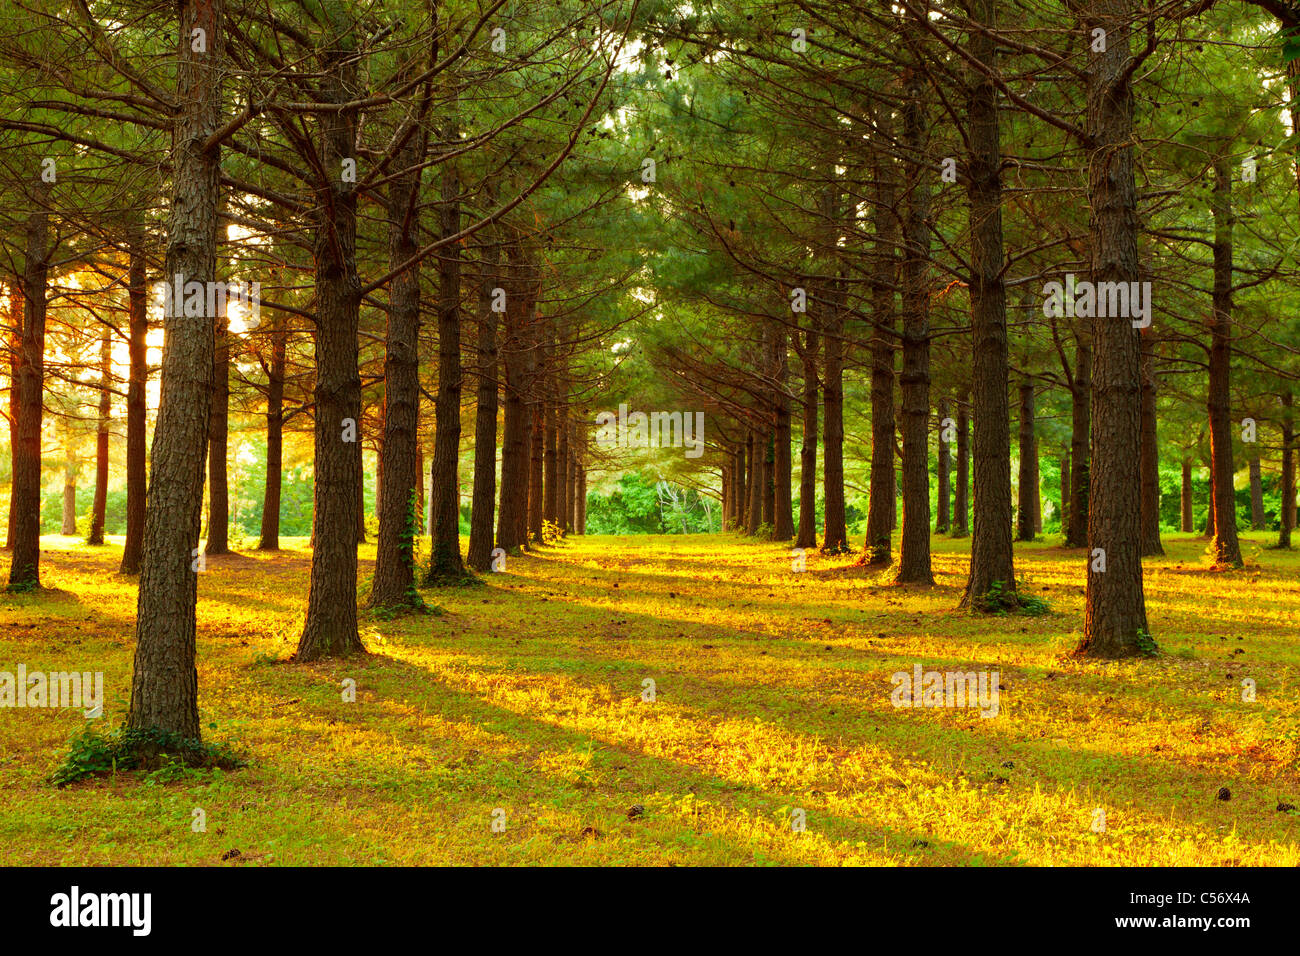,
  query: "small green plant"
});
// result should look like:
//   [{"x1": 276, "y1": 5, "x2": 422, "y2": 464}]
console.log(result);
[
  {"x1": 52, "y1": 725, "x2": 245, "y2": 788},
  {"x1": 1135, "y1": 628, "x2": 1159, "y2": 657}
]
